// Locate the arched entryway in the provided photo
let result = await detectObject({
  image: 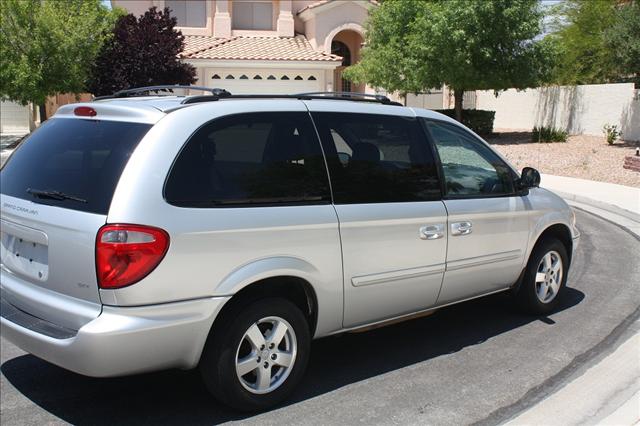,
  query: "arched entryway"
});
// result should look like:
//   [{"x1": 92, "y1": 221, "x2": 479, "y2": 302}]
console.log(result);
[{"x1": 329, "y1": 29, "x2": 364, "y2": 93}]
